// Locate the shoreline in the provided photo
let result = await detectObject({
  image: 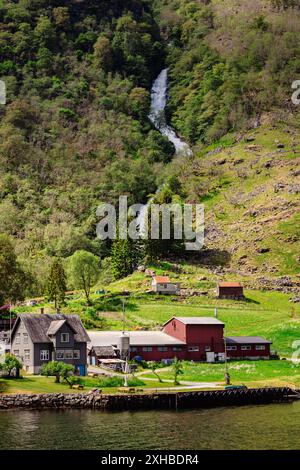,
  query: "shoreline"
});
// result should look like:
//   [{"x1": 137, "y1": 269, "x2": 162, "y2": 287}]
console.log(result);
[{"x1": 0, "y1": 387, "x2": 299, "y2": 411}]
